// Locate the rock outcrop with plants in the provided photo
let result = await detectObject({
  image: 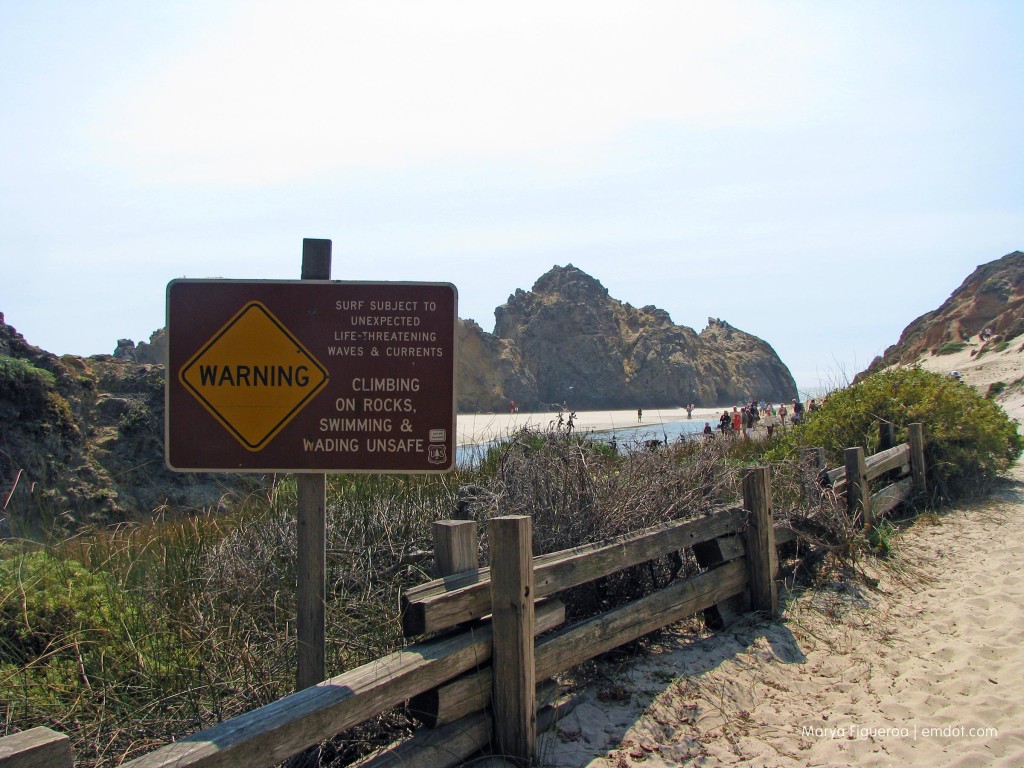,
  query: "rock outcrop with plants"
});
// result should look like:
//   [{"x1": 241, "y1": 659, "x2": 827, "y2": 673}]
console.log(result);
[
  {"x1": 862, "y1": 250, "x2": 1024, "y2": 374},
  {"x1": 0, "y1": 313, "x2": 256, "y2": 533}
]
